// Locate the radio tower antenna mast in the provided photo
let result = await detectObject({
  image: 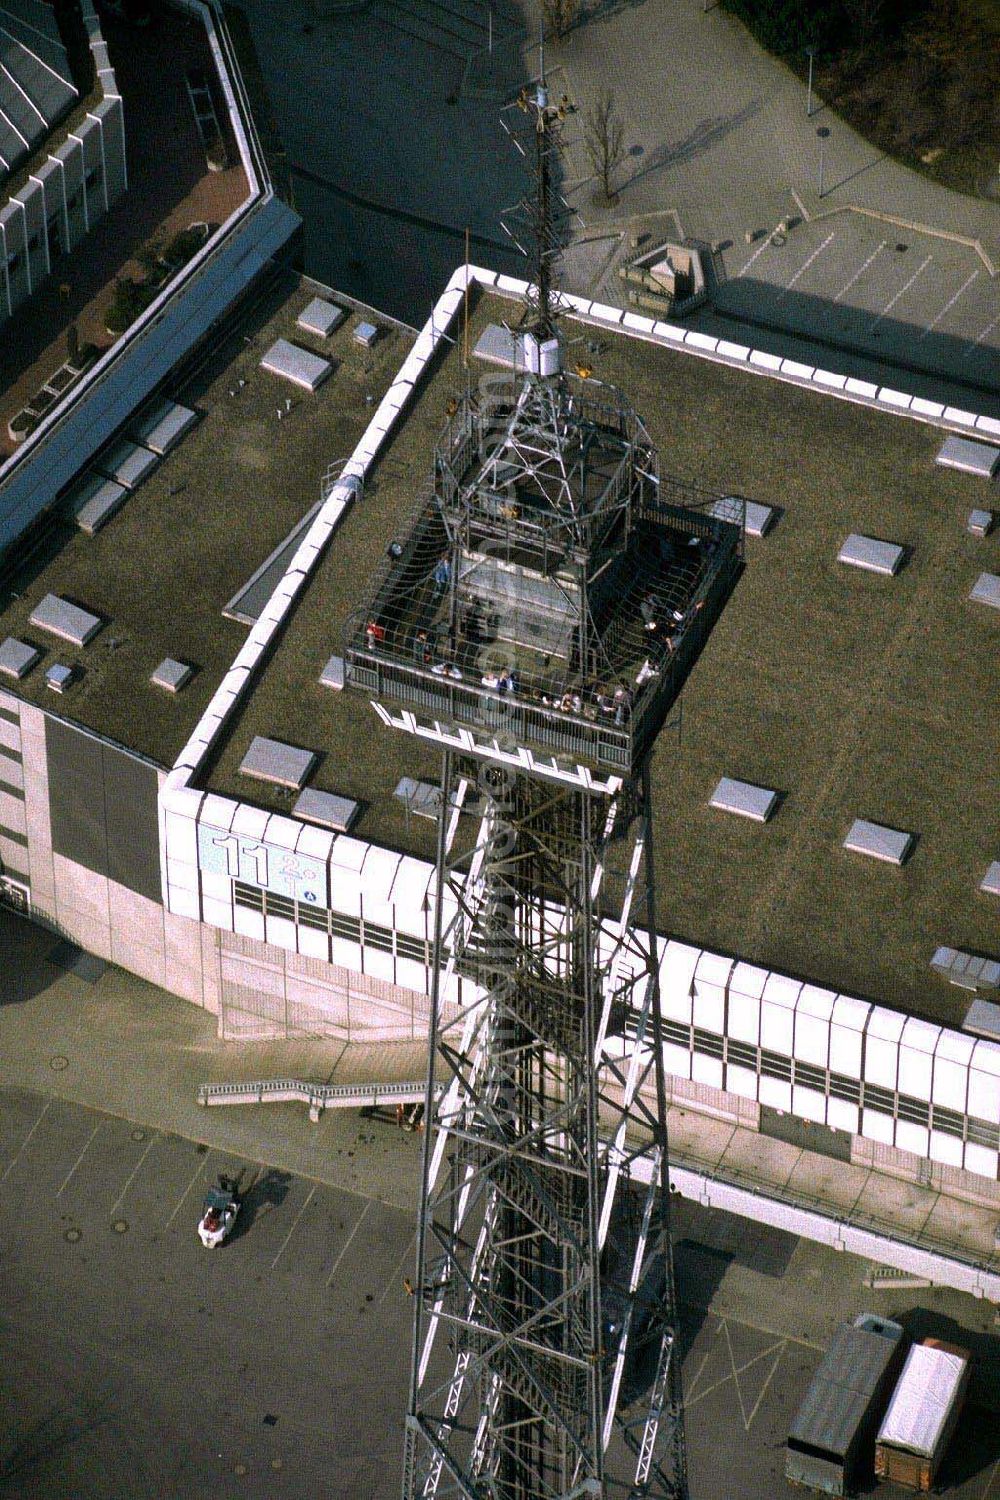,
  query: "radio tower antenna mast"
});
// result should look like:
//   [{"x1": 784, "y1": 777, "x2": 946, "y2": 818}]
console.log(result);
[{"x1": 344, "y1": 68, "x2": 744, "y2": 1500}]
